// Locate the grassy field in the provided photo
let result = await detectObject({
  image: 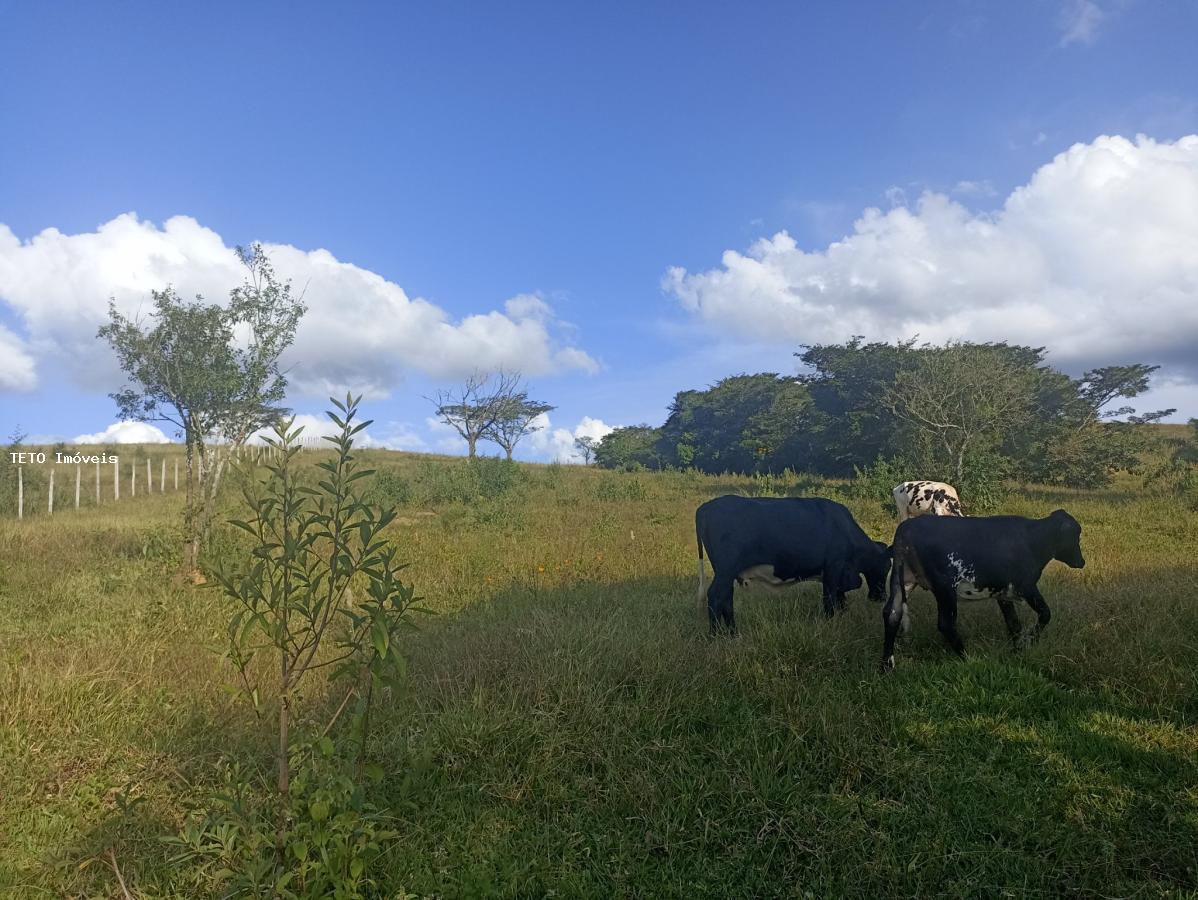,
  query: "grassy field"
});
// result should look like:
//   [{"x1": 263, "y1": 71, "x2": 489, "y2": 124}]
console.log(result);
[{"x1": 2, "y1": 450, "x2": 1197, "y2": 897}]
